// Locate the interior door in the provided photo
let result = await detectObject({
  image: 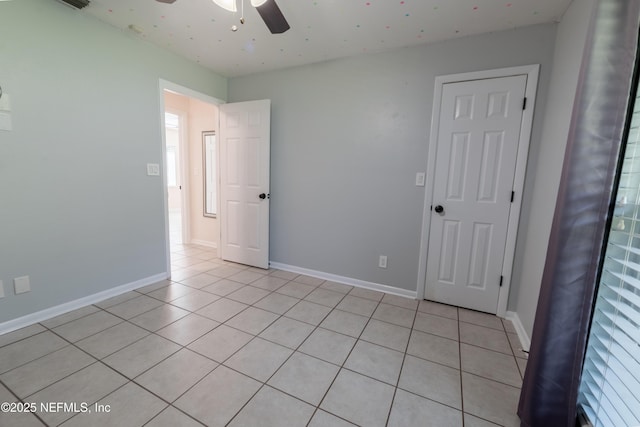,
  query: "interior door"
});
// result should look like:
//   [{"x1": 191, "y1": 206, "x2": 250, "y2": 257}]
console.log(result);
[
  {"x1": 219, "y1": 99, "x2": 271, "y2": 269},
  {"x1": 425, "y1": 75, "x2": 526, "y2": 313}
]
